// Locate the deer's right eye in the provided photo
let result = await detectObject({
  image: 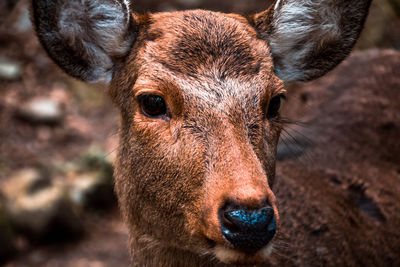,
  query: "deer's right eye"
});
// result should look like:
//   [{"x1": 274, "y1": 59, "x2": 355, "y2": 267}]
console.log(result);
[
  {"x1": 267, "y1": 94, "x2": 285, "y2": 120},
  {"x1": 138, "y1": 95, "x2": 167, "y2": 118}
]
